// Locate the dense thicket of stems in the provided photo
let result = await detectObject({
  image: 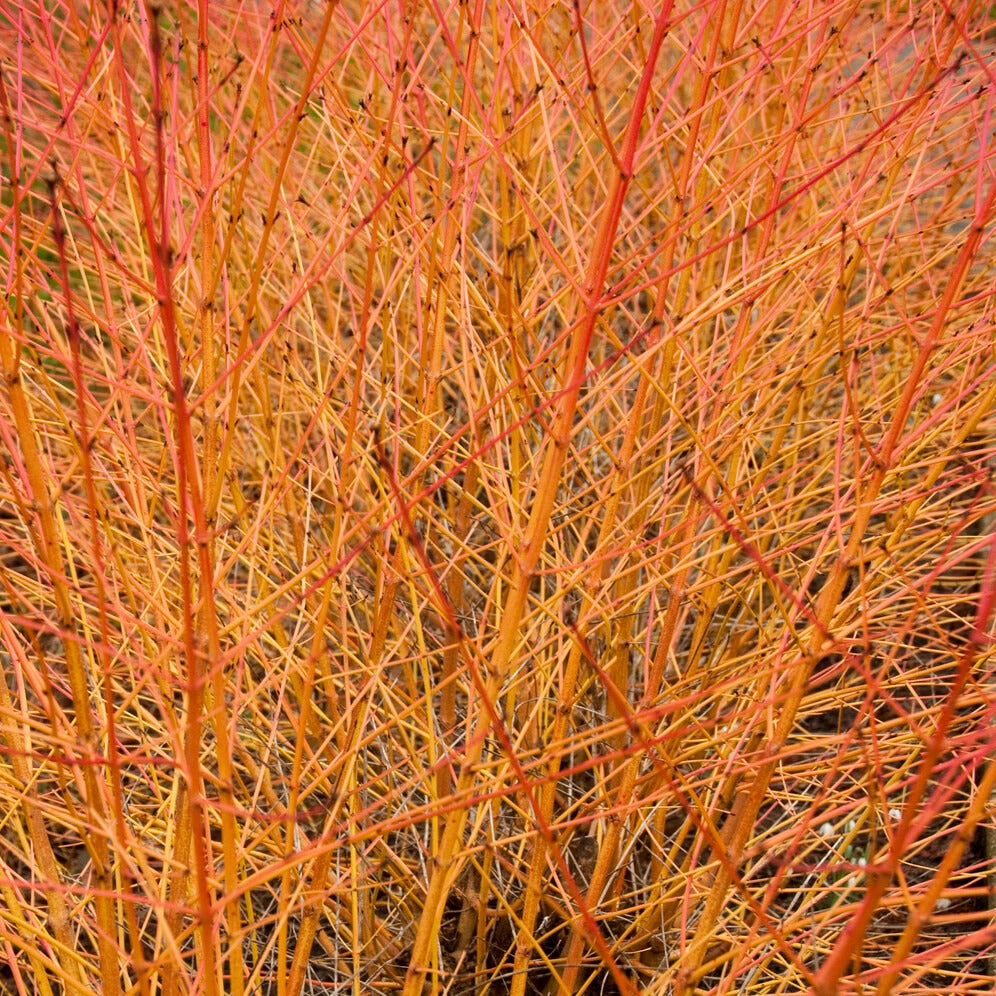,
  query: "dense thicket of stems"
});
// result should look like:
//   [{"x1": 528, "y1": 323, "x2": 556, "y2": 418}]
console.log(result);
[{"x1": 0, "y1": 2, "x2": 994, "y2": 994}]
